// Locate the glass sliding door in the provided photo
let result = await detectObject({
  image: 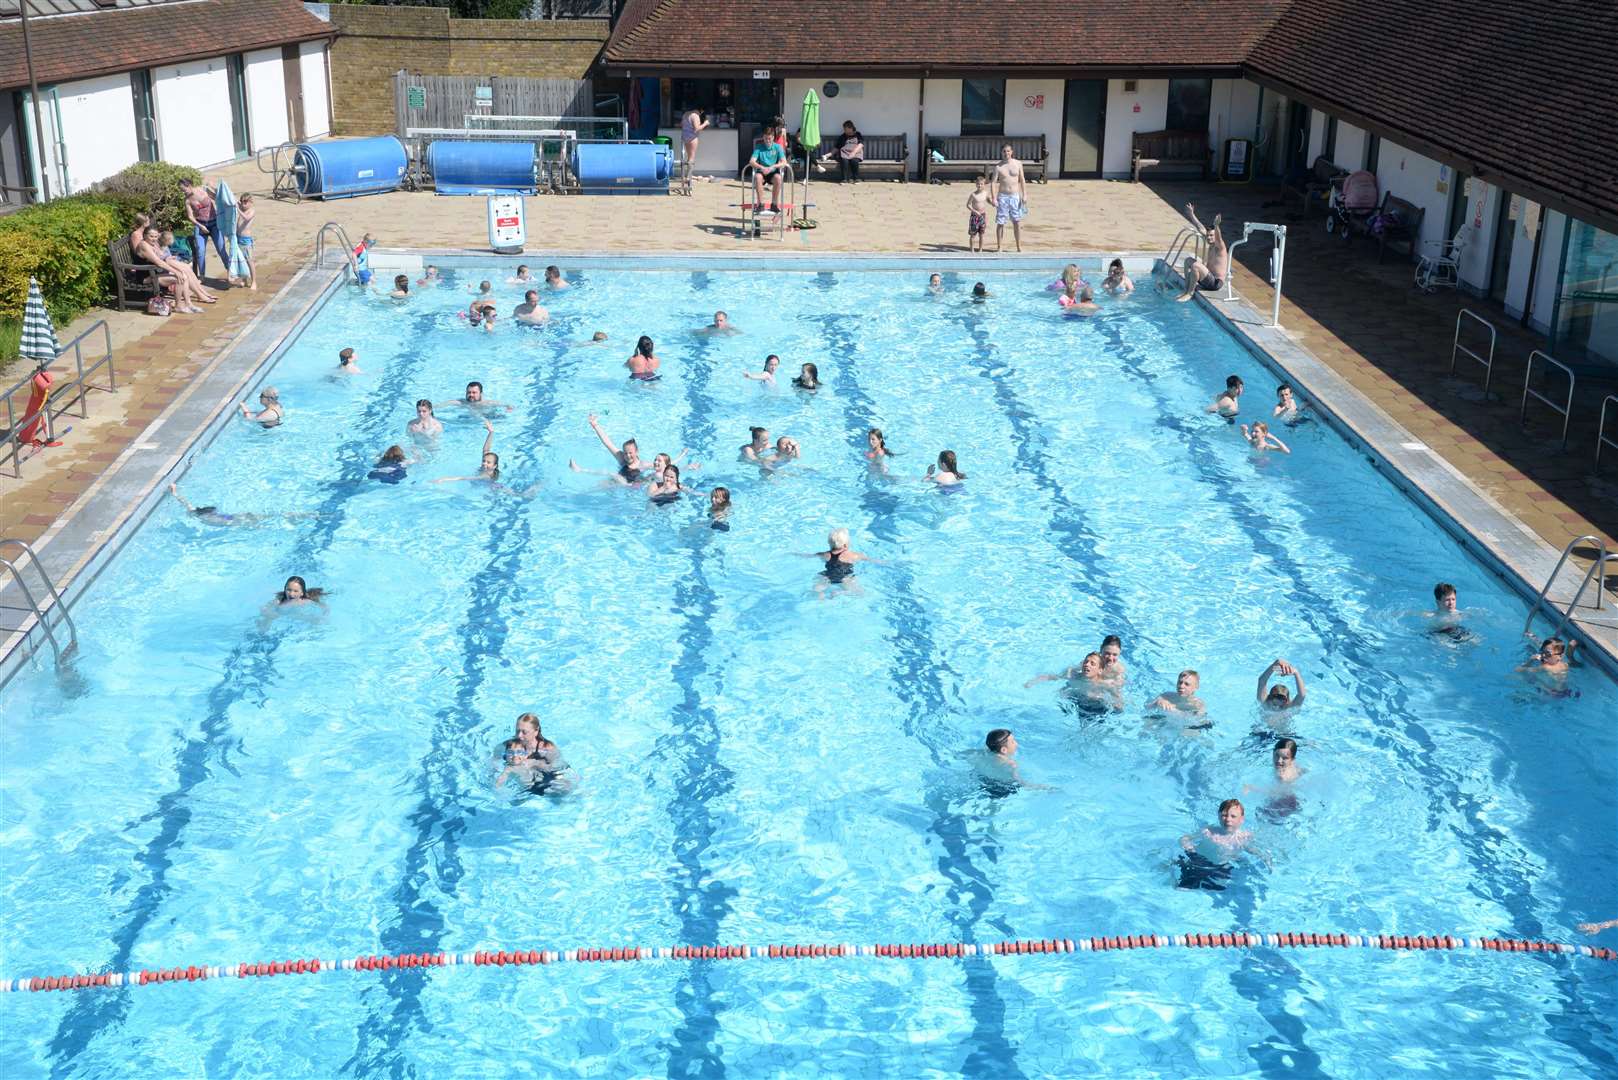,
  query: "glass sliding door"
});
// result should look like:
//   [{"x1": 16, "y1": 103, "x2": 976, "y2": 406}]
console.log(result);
[{"x1": 1060, "y1": 79, "x2": 1106, "y2": 177}]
